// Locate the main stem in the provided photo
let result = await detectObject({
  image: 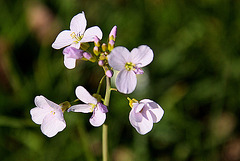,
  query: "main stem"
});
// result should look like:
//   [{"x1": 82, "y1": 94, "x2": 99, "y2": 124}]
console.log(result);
[{"x1": 103, "y1": 77, "x2": 111, "y2": 161}]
